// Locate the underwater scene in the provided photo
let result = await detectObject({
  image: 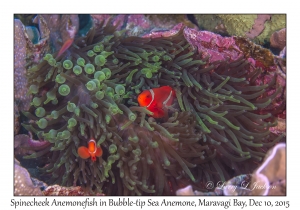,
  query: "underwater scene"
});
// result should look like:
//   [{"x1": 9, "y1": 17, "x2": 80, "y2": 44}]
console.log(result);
[{"x1": 14, "y1": 14, "x2": 286, "y2": 196}]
